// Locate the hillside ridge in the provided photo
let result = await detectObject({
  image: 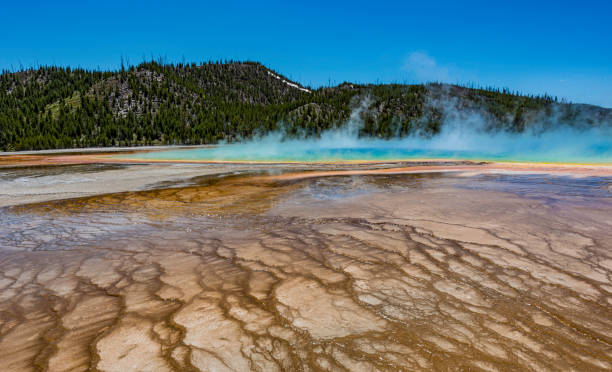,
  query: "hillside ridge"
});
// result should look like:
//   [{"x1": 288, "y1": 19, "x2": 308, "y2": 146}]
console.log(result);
[{"x1": 1, "y1": 61, "x2": 610, "y2": 151}]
